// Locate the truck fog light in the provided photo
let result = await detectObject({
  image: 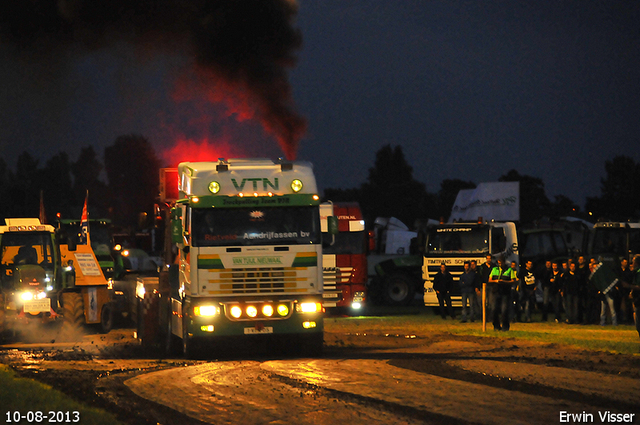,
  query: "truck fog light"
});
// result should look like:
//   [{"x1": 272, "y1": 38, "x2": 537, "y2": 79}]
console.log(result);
[
  {"x1": 200, "y1": 325, "x2": 215, "y2": 332},
  {"x1": 246, "y1": 305, "x2": 258, "y2": 318},
  {"x1": 351, "y1": 302, "x2": 362, "y2": 309},
  {"x1": 262, "y1": 305, "x2": 274, "y2": 317},
  {"x1": 277, "y1": 304, "x2": 289, "y2": 316},
  {"x1": 230, "y1": 305, "x2": 242, "y2": 318},
  {"x1": 302, "y1": 321, "x2": 316, "y2": 329},
  {"x1": 36, "y1": 291, "x2": 47, "y2": 300}
]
